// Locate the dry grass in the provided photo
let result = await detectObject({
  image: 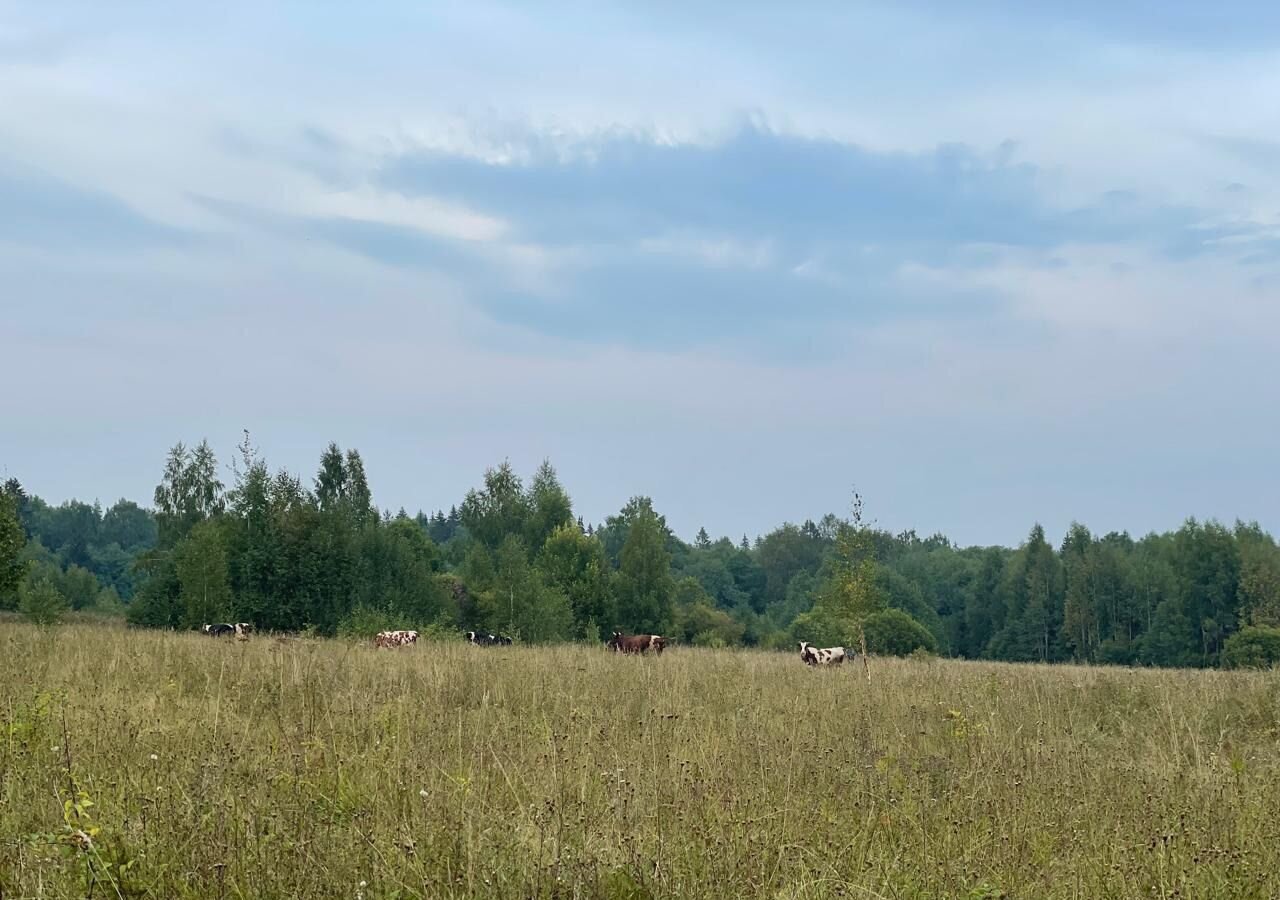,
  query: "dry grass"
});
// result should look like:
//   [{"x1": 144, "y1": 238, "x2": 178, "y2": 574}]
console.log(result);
[{"x1": 1, "y1": 623, "x2": 1278, "y2": 899}]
